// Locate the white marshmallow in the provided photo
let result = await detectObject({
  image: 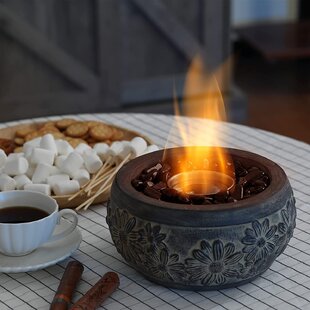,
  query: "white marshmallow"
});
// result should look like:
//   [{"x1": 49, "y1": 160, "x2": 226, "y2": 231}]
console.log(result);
[
  {"x1": 72, "y1": 169, "x2": 90, "y2": 187},
  {"x1": 93, "y1": 143, "x2": 109, "y2": 160},
  {"x1": 83, "y1": 150, "x2": 102, "y2": 174},
  {"x1": 4, "y1": 157, "x2": 29, "y2": 176},
  {"x1": 60, "y1": 152, "x2": 84, "y2": 177},
  {"x1": 24, "y1": 183, "x2": 51, "y2": 196},
  {"x1": 31, "y1": 148, "x2": 55, "y2": 166},
  {"x1": 75, "y1": 143, "x2": 92, "y2": 155},
  {"x1": 83, "y1": 148, "x2": 96, "y2": 156},
  {"x1": 55, "y1": 155, "x2": 67, "y2": 169},
  {"x1": 131, "y1": 137, "x2": 147, "y2": 156},
  {"x1": 123, "y1": 137, "x2": 147, "y2": 159},
  {"x1": 107, "y1": 141, "x2": 123, "y2": 157},
  {"x1": 53, "y1": 180, "x2": 80, "y2": 196},
  {"x1": 0, "y1": 149, "x2": 7, "y2": 168},
  {"x1": 40, "y1": 134, "x2": 57, "y2": 155},
  {"x1": 47, "y1": 174, "x2": 70, "y2": 188},
  {"x1": 26, "y1": 164, "x2": 36, "y2": 178},
  {"x1": 32, "y1": 163, "x2": 52, "y2": 184},
  {"x1": 23, "y1": 144, "x2": 34, "y2": 159},
  {"x1": 0, "y1": 174, "x2": 16, "y2": 191},
  {"x1": 24, "y1": 137, "x2": 41, "y2": 147},
  {"x1": 55, "y1": 140, "x2": 74, "y2": 156},
  {"x1": 7, "y1": 153, "x2": 25, "y2": 160},
  {"x1": 23, "y1": 138, "x2": 41, "y2": 159},
  {"x1": 49, "y1": 166, "x2": 62, "y2": 176},
  {"x1": 14, "y1": 175, "x2": 32, "y2": 190},
  {"x1": 117, "y1": 141, "x2": 131, "y2": 160},
  {"x1": 143, "y1": 145, "x2": 160, "y2": 154}
]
